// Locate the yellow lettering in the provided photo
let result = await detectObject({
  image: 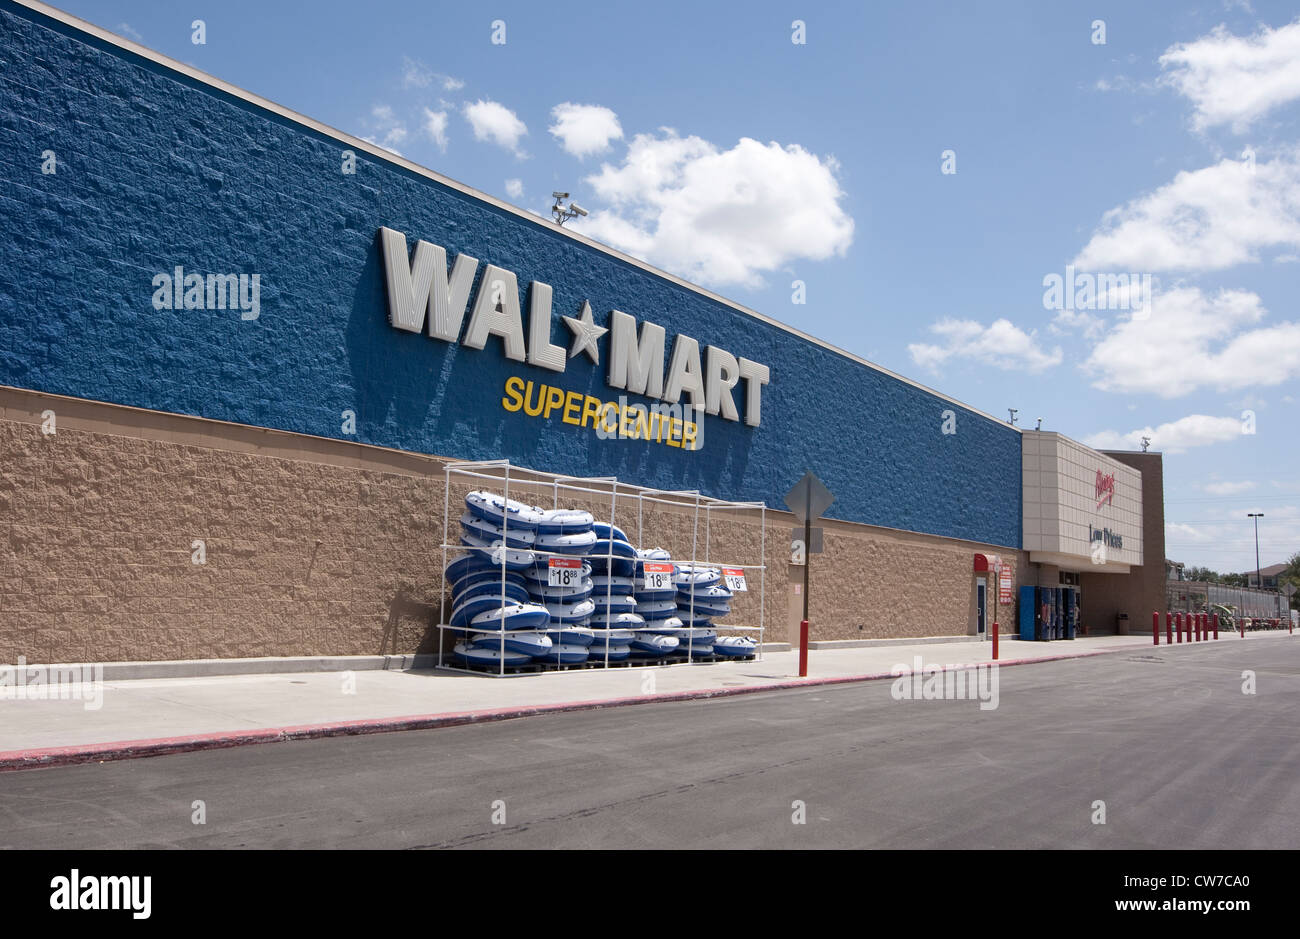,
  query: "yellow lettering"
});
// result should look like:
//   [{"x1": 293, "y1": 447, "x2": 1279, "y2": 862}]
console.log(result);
[
  {"x1": 682, "y1": 421, "x2": 698, "y2": 450},
  {"x1": 666, "y1": 417, "x2": 683, "y2": 447},
  {"x1": 599, "y1": 402, "x2": 620, "y2": 434},
  {"x1": 502, "y1": 376, "x2": 525, "y2": 412},
  {"x1": 620, "y1": 405, "x2": 637, "y2": 439},
  {"x1": 581, "y1": 395, "x2": 603, "y2": 428},
  {"x1": 632, "y1": 405, "x2": 650, "y2": 440},
  {"x1": 543, "y1": 386, "x2": 565, "y2": 419},
  {"x1": 523, "y1": 381, "x2": 545, "y2": 417},
  {"x1": 562, "y1": 390, "x2": 583, "y2": 426}
]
